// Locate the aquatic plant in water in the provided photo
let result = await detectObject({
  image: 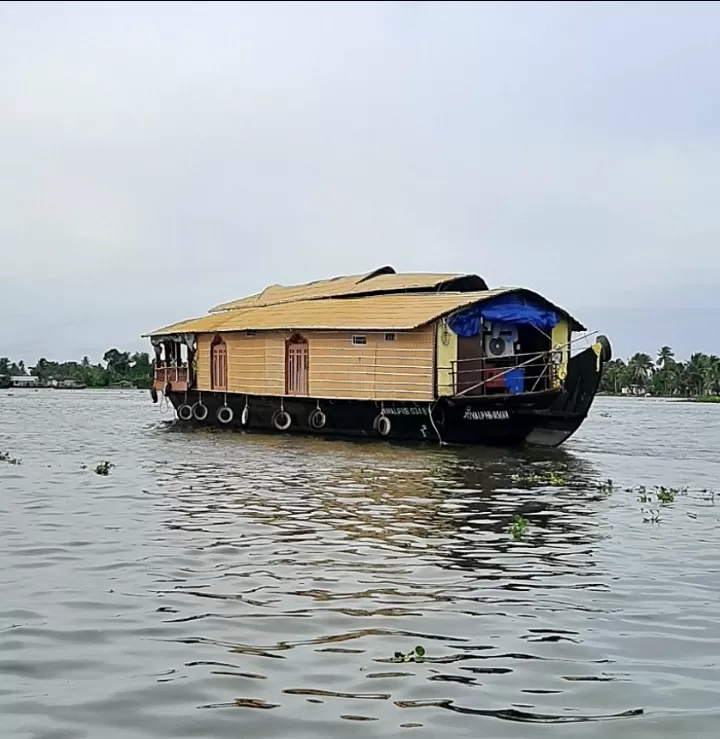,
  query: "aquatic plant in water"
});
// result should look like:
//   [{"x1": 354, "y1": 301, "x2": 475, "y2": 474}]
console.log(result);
[
  {"x1": 655, "y1": 486, "x2": 676, "y2": 504},
  {"x1": 511, "y1": 470, "x2": 568, "y2": 487},
  {"x1": 95, "y1": 461, "x2": 115, "y2": 475},
  {"x1": 597, "y1": 478, "x2": 614, "y2": 494},
  {"x1": 509, "y1": 514, "x2": 529, "y2": 540},
  {"x1": 391, "y1": 646, "x2": 425, "y2": 663},
  {"x1": 547, "y1": 471, "x2": 568, "y2": 486}
]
